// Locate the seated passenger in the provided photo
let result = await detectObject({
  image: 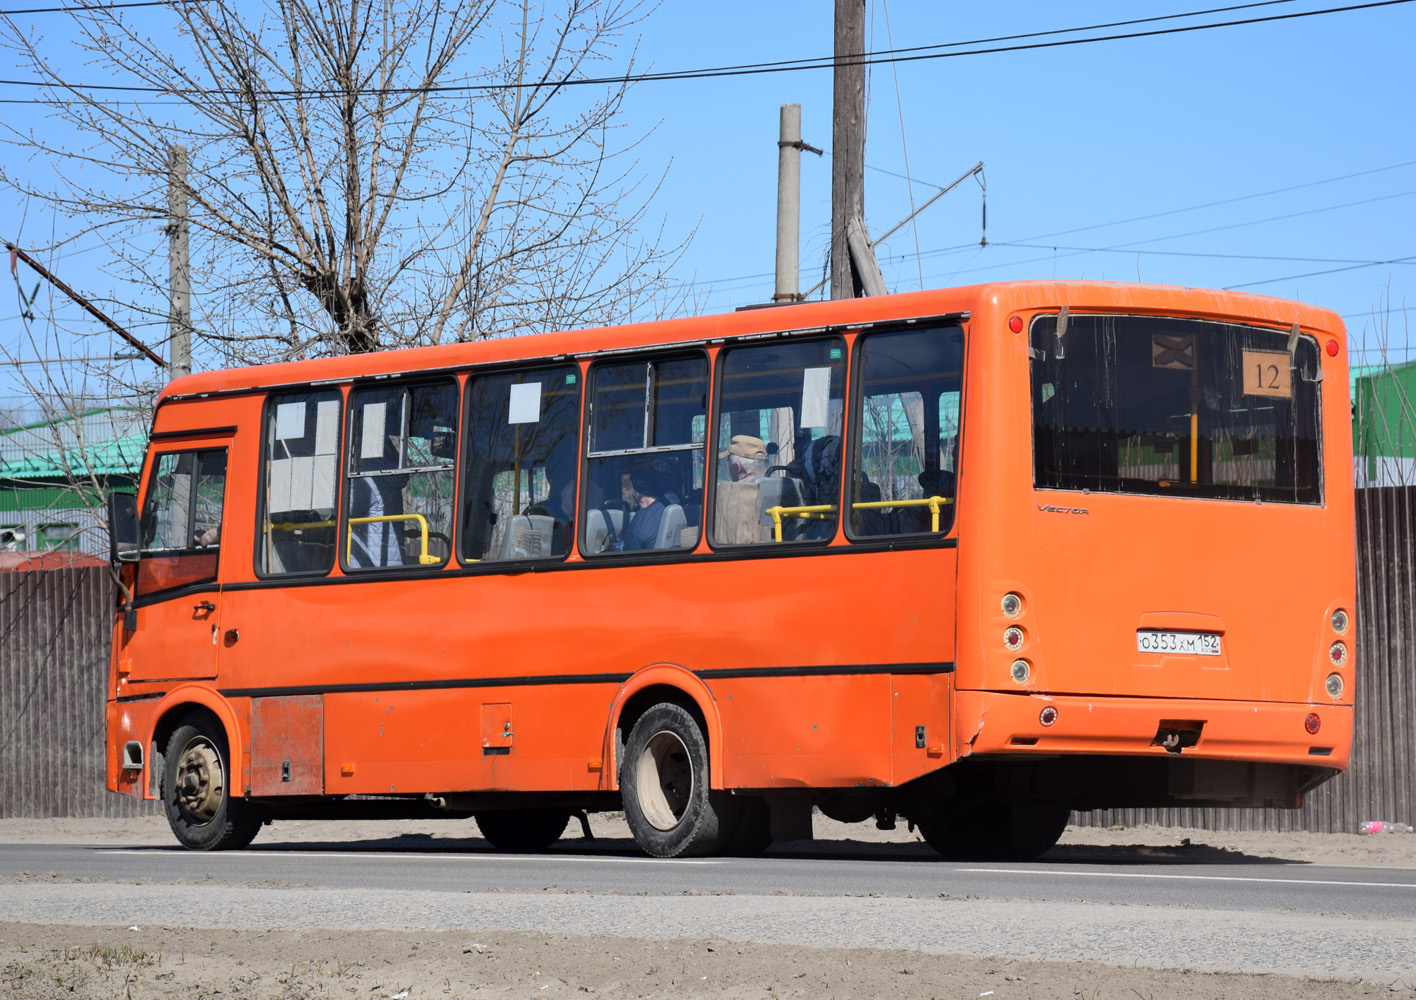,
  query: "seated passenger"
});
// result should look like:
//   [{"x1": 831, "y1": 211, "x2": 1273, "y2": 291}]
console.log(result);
[
  {"x1": 622, "y1": 464, "x2": 679, "y2": 551},
  {"x1": 714, "y1": 435, "x2": 770, "y2": 545}
]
